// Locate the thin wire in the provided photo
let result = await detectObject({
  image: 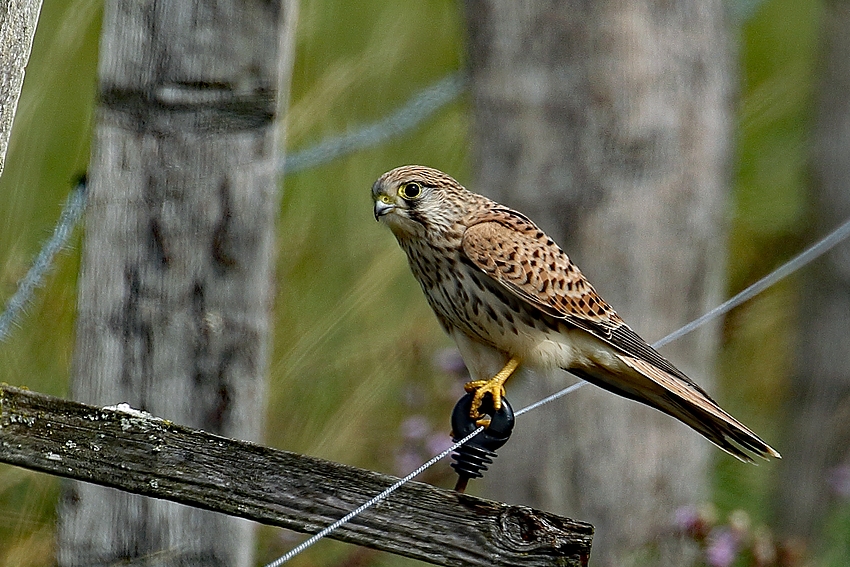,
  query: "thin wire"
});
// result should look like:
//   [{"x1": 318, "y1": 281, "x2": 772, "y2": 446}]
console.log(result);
[
  {"x1": 515, "y1": 381, "x2": 587, "y2": 416},
  {"x1": 264, "y1": 425, "x2": 484, "y2": 567},
  {"x1": 281, "y1": 73, "x2": 467, "y2": 175},
  {"x1": 4, "y1": 66, "x2": 847, "y2": 566},
  {"x1": 653, "y1": 216, "x2": 850, "y2": 349},
  {"x1": 268, "y1": 215, "x2": 850, "y2": 565},
  {"x1": 0, "y1": 75, "x2": 466, "y2": 343},
  {"x1": 729, "y1": 0, "x2": 770, "y2": 23},
  {"x1": 520, "y1": 216, "x2": 850, "y2": 416},
  {"x1": 0, "y1": 180, "x2": 87, "y2": 341}
]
